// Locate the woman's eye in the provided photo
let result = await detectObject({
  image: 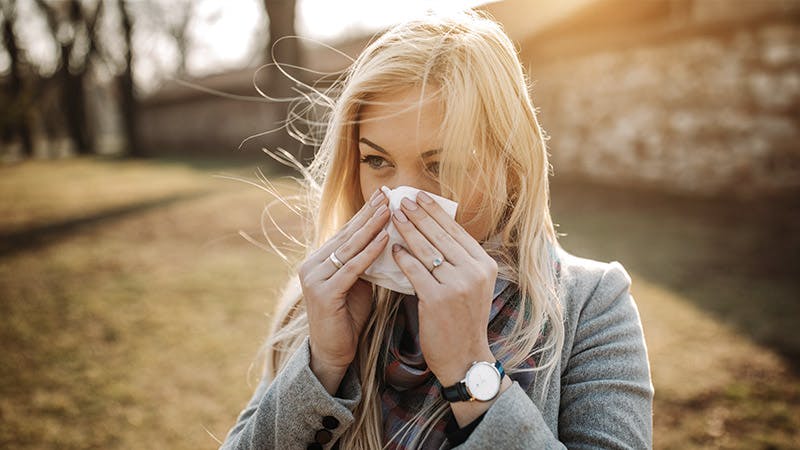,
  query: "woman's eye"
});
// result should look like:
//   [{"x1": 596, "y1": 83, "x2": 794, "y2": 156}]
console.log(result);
[
  {"x1": 426, "y1": 161, "x2": 440, "y2": 176},
  {"x1": 359, "y1": 155, "x2": 390, "y2": 170}
]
